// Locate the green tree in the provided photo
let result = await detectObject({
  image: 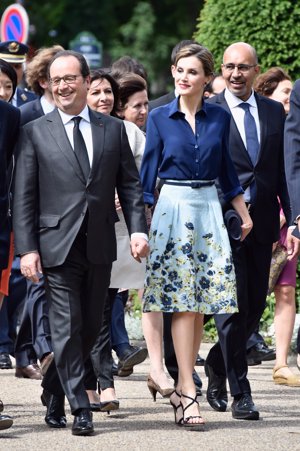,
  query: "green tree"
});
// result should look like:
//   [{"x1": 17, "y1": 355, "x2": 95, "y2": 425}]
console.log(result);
[
  {"x1": 0, "y1": 0, "x2": 204, "y2": 92},
  {"x1": 194, "y1": 0, "x2": 300, "y2": 79},
  {"x1": 110, "y1": 2, "x2": 174, "y2": 90}
]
